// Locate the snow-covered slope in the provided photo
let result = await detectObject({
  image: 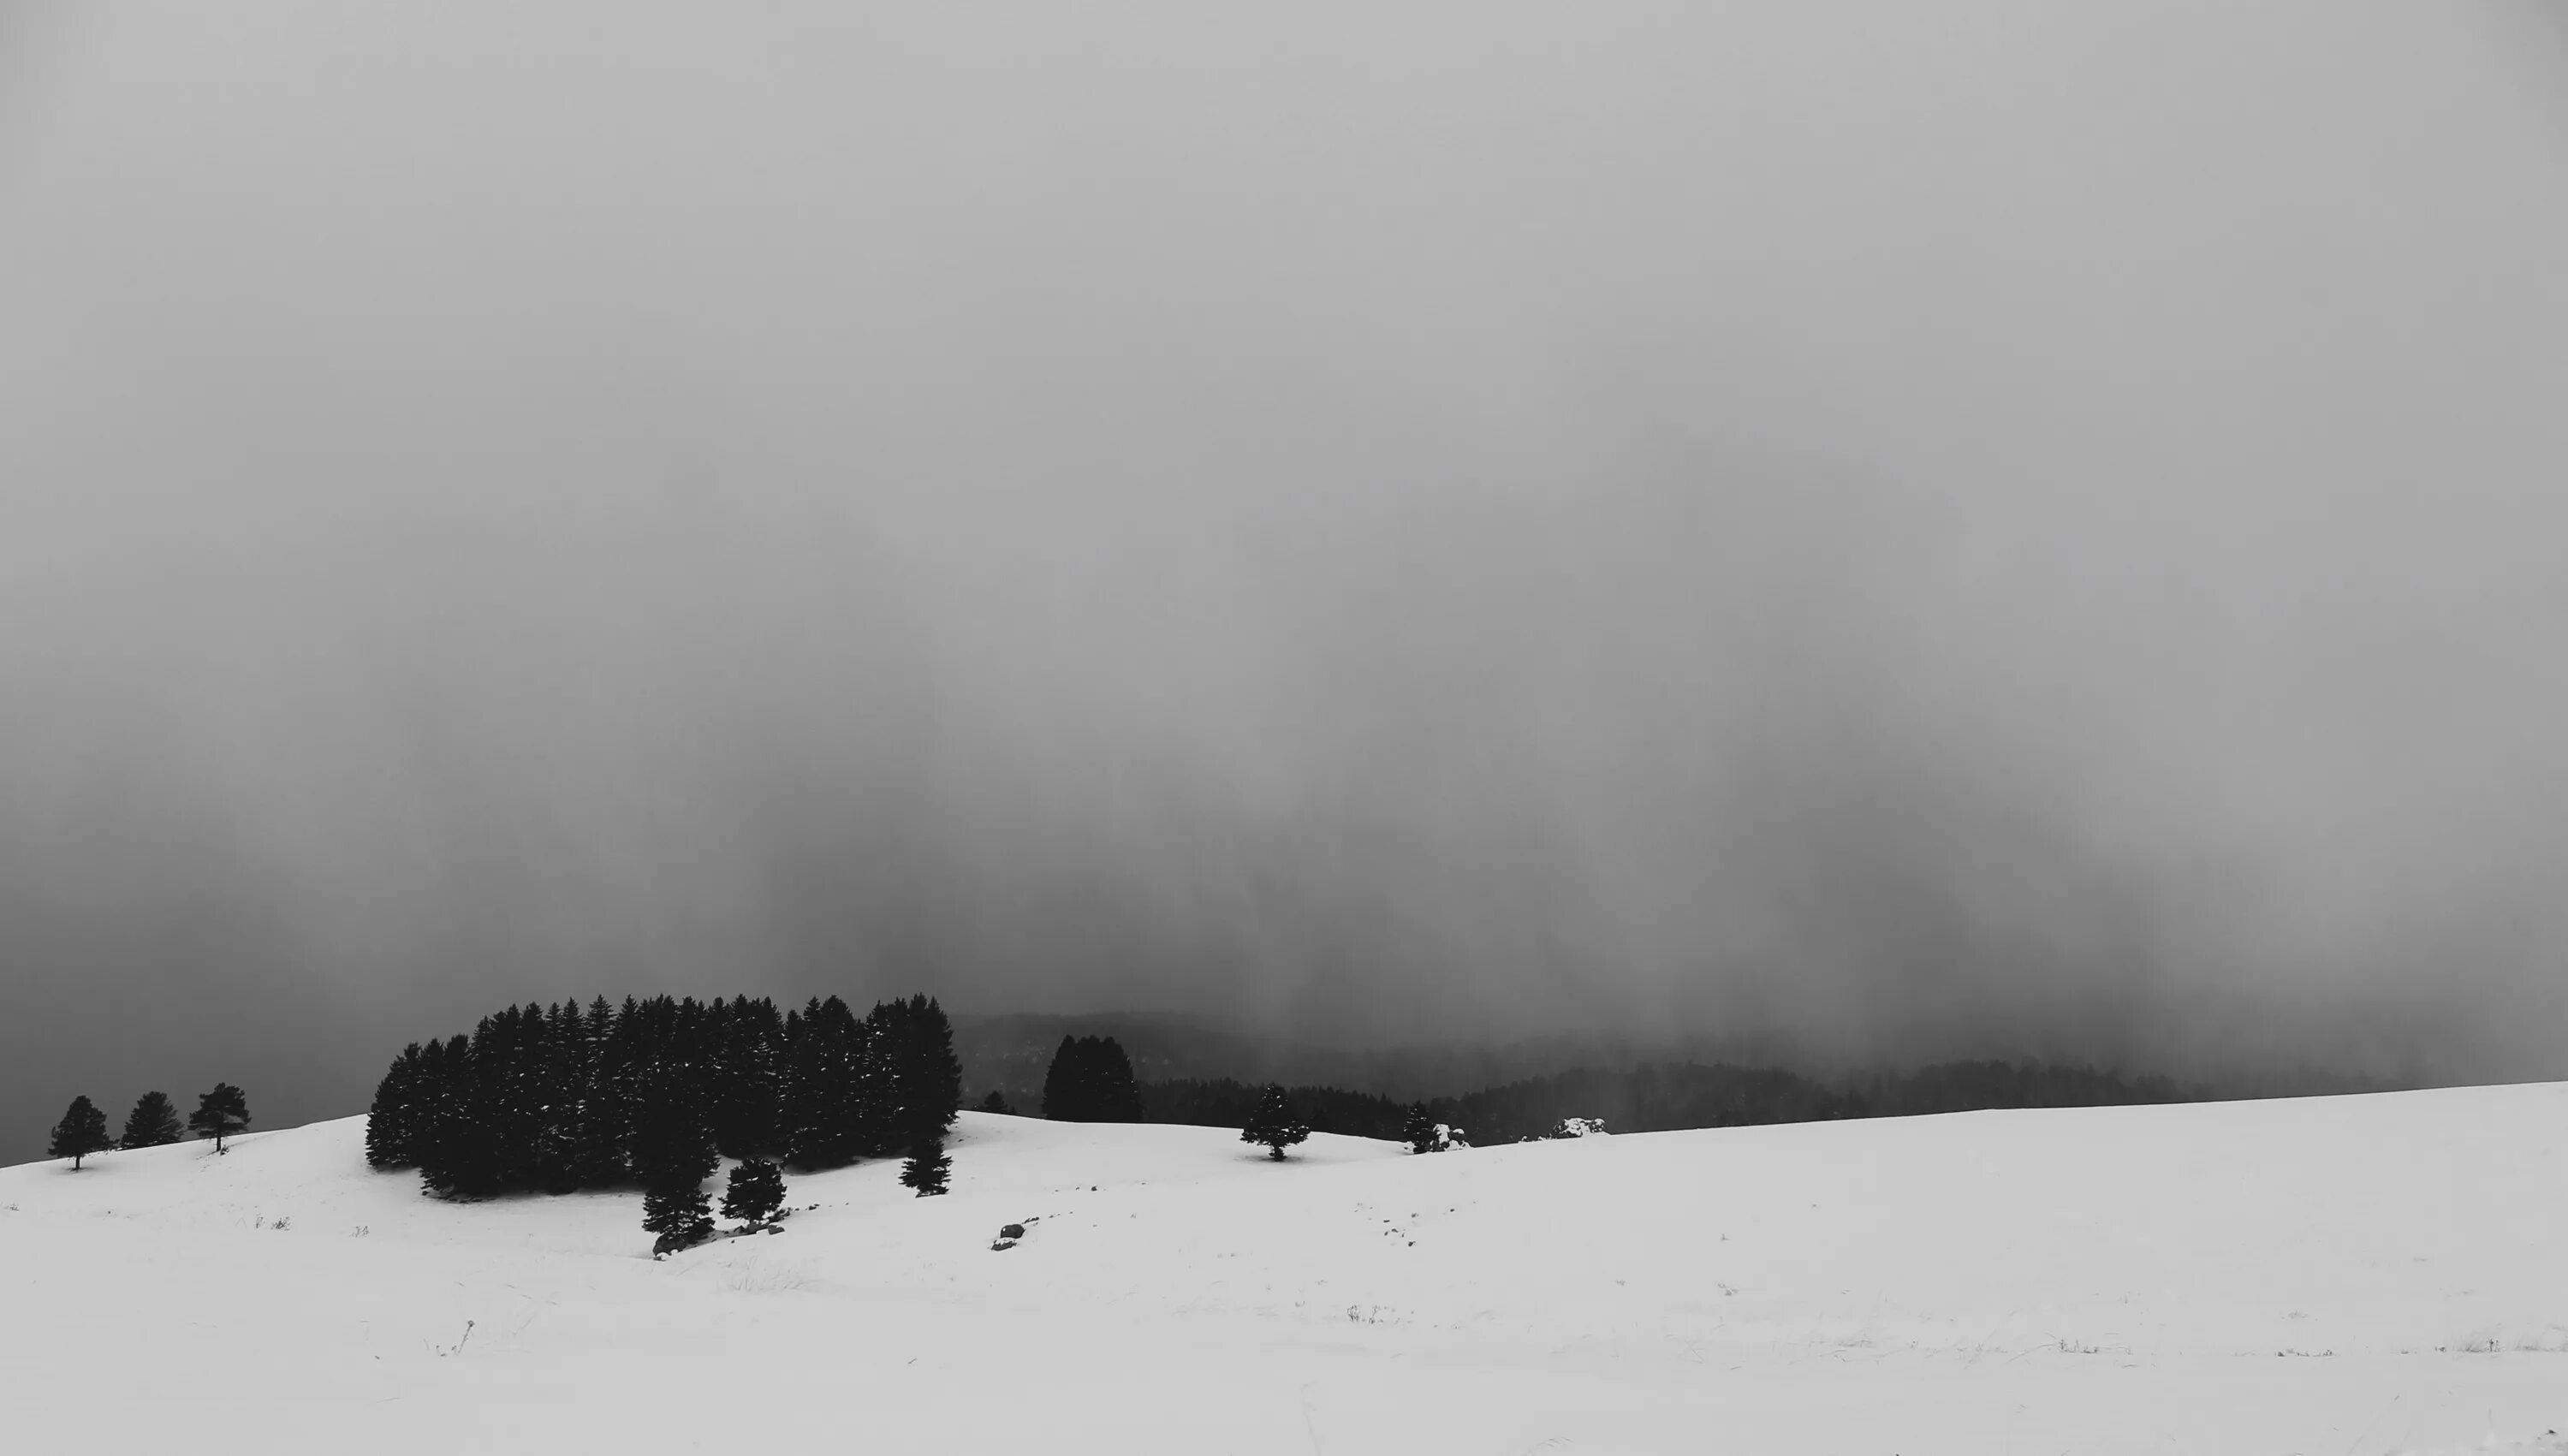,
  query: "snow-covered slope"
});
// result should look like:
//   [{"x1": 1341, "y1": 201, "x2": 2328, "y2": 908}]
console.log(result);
[{"x1": 3, "y1": 1086, "x2": 2564, "y2": 1453}]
